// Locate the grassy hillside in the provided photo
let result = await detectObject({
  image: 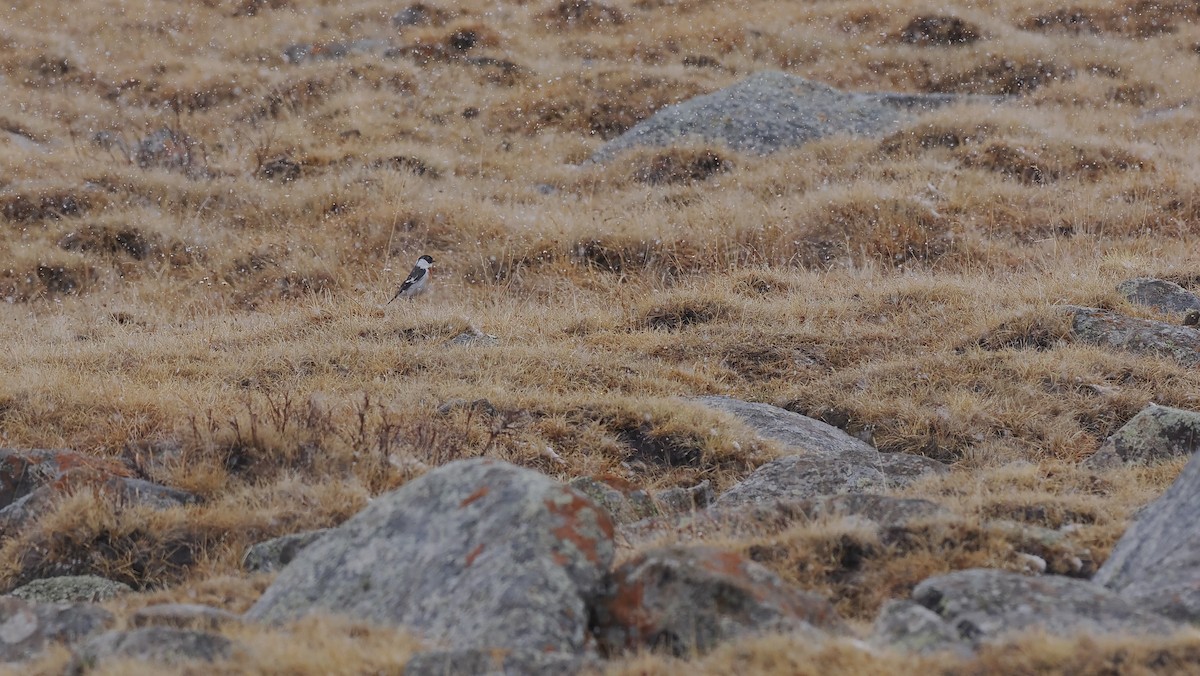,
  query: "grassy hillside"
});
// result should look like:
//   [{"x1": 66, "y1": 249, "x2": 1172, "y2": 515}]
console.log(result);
[{"x1": 4, "y1": 0, "x2": 1200, "y2": 672}]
